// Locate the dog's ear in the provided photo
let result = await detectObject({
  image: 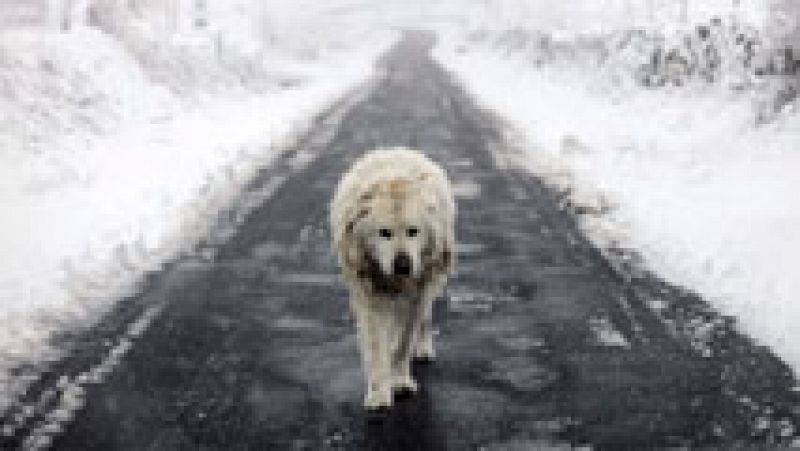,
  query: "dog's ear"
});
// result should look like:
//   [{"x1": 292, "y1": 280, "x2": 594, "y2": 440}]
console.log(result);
[
  {"x1": 337, "y1": 206, "x2": 370, "y2": 271},
  {"x1": 338, "y1": 230, "x2": 363, "y2": 270},
  {"x1": 438, "y1": 235, "x2": 454, "y2": 272},
  {"x1": 345, "y1": 207, "x2": 369, "y2": 235},
  {"x1": 422, "y1": 222, "x2": 454, "y2": 273},
  {"x1": 440, "y1": 240, "x2": 453, "y2": 270}
]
